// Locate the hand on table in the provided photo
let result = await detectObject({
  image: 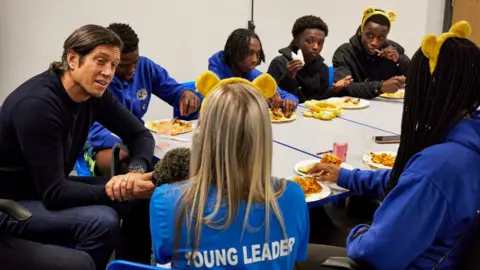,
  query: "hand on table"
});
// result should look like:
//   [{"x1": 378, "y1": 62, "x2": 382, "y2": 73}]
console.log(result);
[
  {"x1": 307, "y1": 163, "x2": 340, "y2": 184},
  {"x1": 283, "y1": 99, "x2": 297, "y2": 118},
  {"x1": 267, "y1": 92, "x2": 283, "y2": 109},
  {"x1": 332, "y1": 75, "x2": 353, "y2": 92},
  {"x1": 105, "y1": 172, "x2": 154, "y2": 201},
  {"x1": 381, "y1": 76, "x2": 406, "y2": 93},
  {"x1": 179, "y1": 90, "x2": 200, "y2": 116}
]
